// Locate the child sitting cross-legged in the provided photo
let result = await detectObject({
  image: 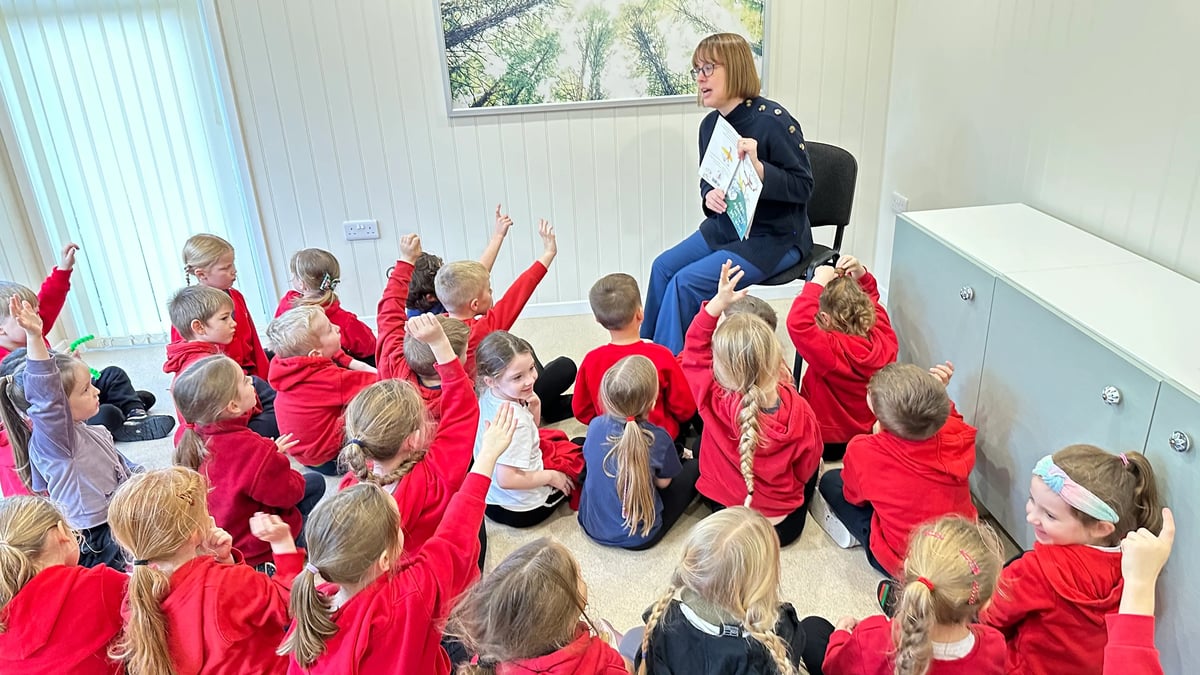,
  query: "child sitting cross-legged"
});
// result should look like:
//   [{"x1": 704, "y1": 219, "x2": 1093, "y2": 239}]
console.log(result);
[
  {"x1": 276, "y1": 247, "x2": 377, "y2": 364},
  {"x1": 818, "y1": 362, "x2": 978, "y2": 577},
  {"x1": 574, "y1": 273, "x2": 696, "y2": 443},
  {"x1": 172, "y1": 354, "x2": 324, "y2": 571},
  {"x1": 266, "y1": 305, "x2": 376, "y2": 475}
]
